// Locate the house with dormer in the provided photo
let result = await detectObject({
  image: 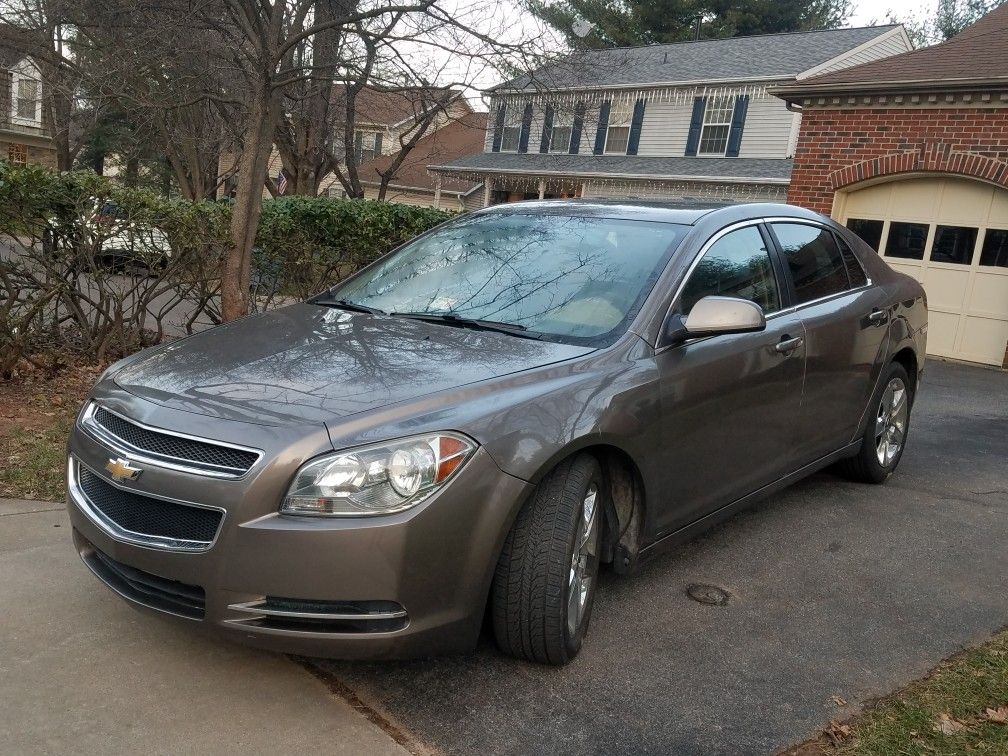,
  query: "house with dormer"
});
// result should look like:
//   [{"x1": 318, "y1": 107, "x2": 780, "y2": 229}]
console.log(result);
[
  {"x1": 428, "y1": 25, "x2": 911, "y2": 206},
  {"x1": 1, "y1": 27, "x2": 56, "y2": 168}
]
